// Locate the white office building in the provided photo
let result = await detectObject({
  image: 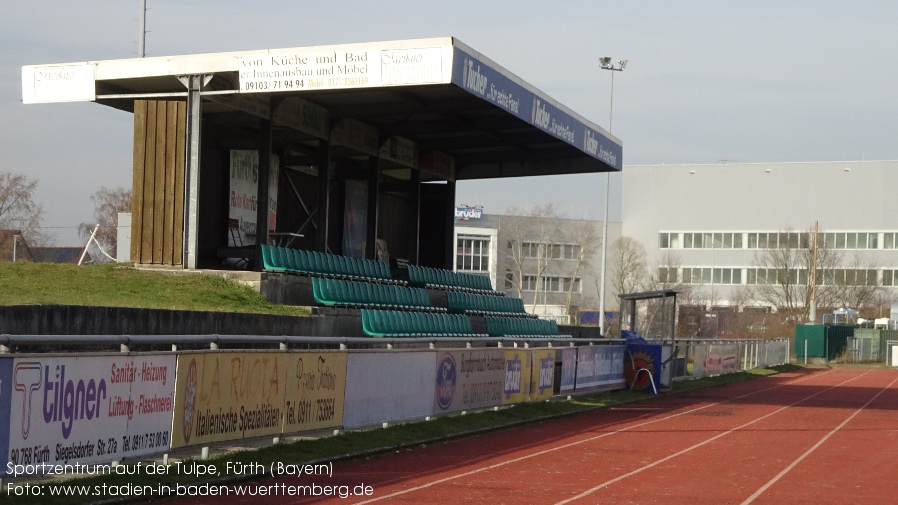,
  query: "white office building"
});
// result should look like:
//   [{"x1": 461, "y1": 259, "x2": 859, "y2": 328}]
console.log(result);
[
  {"x1": 454, "y1": 209, "x2": 622, "y2": 324},
  {"x1": 622, "y1": 160, "x2": 898, "y2": 321}
]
